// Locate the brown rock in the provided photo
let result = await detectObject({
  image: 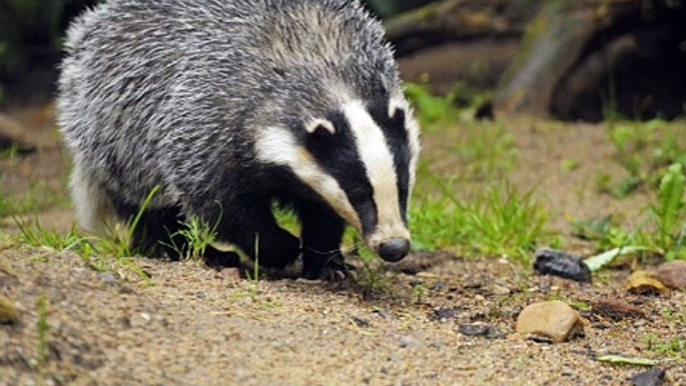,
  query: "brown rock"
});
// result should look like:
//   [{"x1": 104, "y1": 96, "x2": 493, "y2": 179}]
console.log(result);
[
  {"x1": 516, "y1": 300, "x2": 584, "y2": 343},
  {"x1": 656, "y1": 261, "x2": 686, "y2": 289}
]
